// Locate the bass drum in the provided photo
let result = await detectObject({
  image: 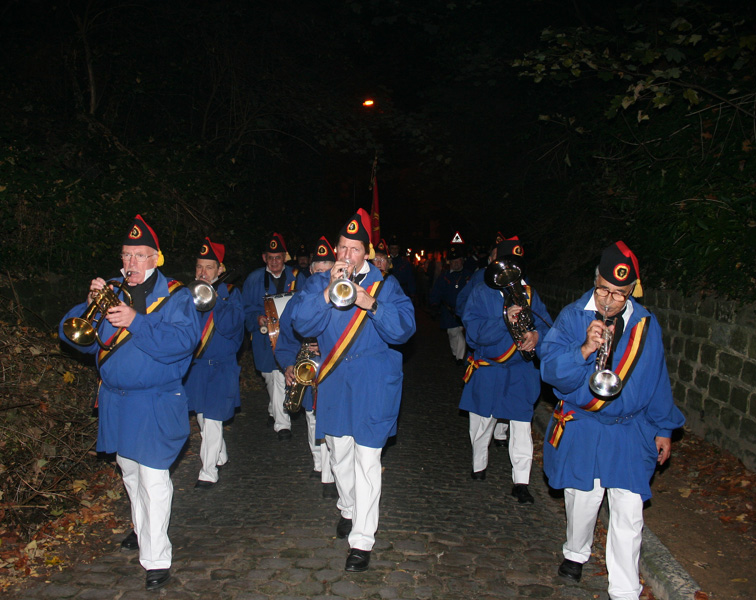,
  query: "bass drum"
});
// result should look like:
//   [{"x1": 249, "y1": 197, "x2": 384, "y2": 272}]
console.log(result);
[{"x1": 261, "y1": 292, "x2": 294, "y2": 353}]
